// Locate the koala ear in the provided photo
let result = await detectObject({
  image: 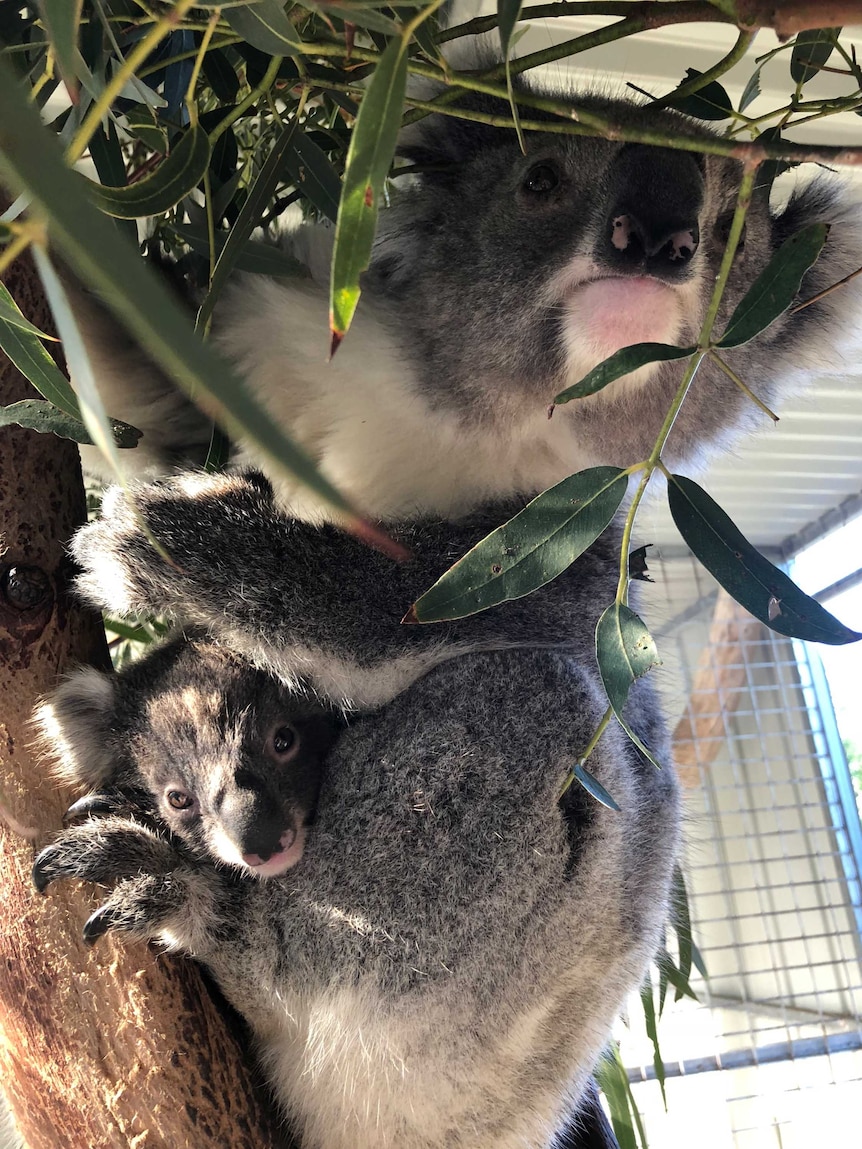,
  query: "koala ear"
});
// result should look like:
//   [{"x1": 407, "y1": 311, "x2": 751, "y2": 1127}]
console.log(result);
[{"x1": 33, "y1": 667, "x2": 118, "y2": 789}]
